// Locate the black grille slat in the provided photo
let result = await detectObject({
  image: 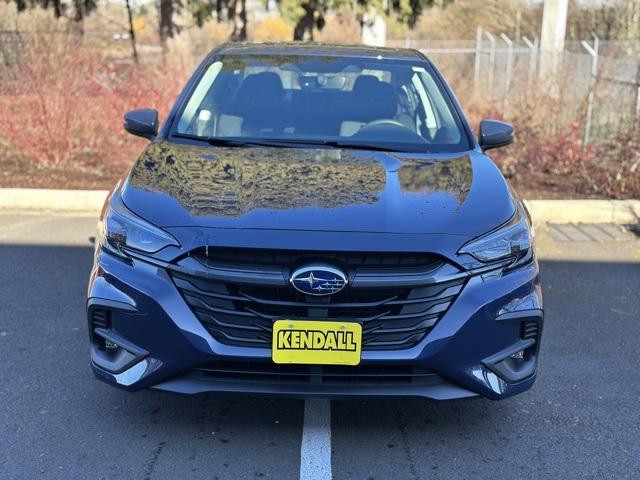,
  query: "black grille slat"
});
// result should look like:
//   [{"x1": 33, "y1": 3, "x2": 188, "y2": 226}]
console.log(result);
[
  {"x1": 171, "y1": 249, "x2": 465, "y2": 351},
  {"x1": 362, "y1": 332, "x2": 427, "y2": 347},
  {"x1": 239, "y1": 291, "x2": 399, "y2": 309},
  {"x1": 187, "y1": 298, "x2": 262, "y2": 318},
  {"x1": 386, "y1": 283, "x2": 463, "y2": 305},
  {"x1": 363, "y1": 317, "x2": 438, "y2": 335},
  {"x1": 214, "y1": 328, "x2": 272, "y2": 344},
  {"x1": 173, "y1": 277, "x2": 247, "y2": 301},
  {"x1": 193, "y1": 361, "x2": 438, "y2": 386},
  {"x1": 195, "y1": 247, "x2": 442, "y2": 271},
  {"x1": 197, "y1": 312, "x2": 267, "y2": 332},
  {"x1": 370, "y1": 303, "x2": 449, "y2": 321}
]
